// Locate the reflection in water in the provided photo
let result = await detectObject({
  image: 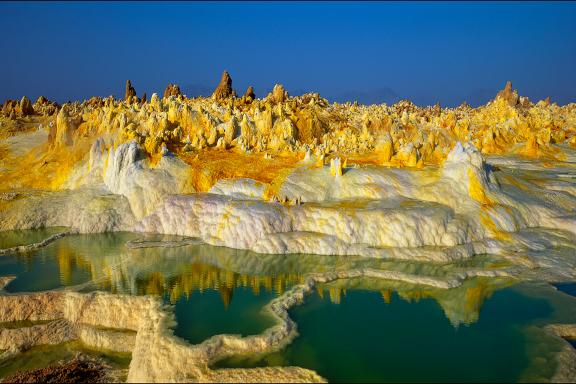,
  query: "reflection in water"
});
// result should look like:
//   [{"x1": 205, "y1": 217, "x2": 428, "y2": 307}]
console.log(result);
[
  {"x1": 0, "y1": 231, "x2": 575, "y2": 381},
  {"x1": 55, "y1": 242, "x2": 92, "y2": 286},
  {"x1": 0, "y1": 231, "x2": 542, "y2": 348},
  {"x1": 0, "y1": 227, "x2": 68, "y2": 249},
  {"x1": 134, "y1": 263, "x2": 303, "y2": 307},
  {"x1": 0, "y1": 231, "x2": 518, "y2": 324},
  {"x1": 313, "y1": 276, "x2": 517, "y2": 327},
  {"x1": 214, "y1": 284, "x2": 572, "y2": 383}
]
